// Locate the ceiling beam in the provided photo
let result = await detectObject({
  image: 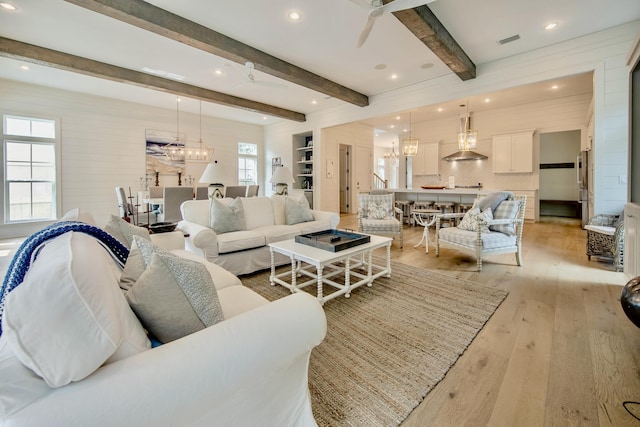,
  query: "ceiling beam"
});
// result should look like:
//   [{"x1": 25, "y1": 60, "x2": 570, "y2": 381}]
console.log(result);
[
  {"x1": 64, "y1": 0, "x2": 370, "y2": 107},
  {"x1": 0, "y1": 37, "x2": 306, "y2": 122},
  {"x1": 391, "y1": 4, "x2": 476, "y2": 81}
]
